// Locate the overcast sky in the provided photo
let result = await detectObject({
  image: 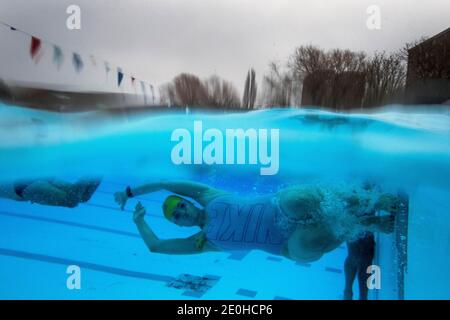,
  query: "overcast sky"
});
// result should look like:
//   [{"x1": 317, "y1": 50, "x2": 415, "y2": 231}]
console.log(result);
[{"x1": 0, "y1": 0, "x2": 449, "y2": 95}]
